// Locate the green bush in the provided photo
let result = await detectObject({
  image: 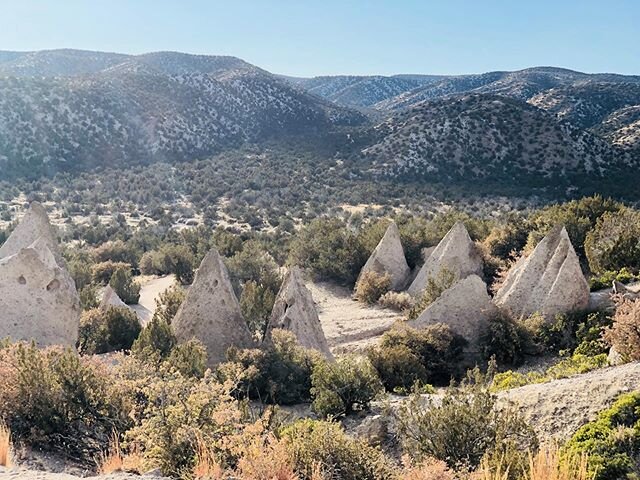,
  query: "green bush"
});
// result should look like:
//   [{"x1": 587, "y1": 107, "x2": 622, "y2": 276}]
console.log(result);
[
  {"x1": 369, "y1": 324, "x2": 465, "y2": 392},
  {"x1": 166, "y1": 339, "x2": 208, "y2": 378},
  {"x1": 239, "y1": 280, "x2": 276, "y2": 337},
  {"x1": 479, "y1": 312, "x2": 529, "y2": 366},
  {"x1": 109, "y1": 266, "x2": 141, "y2": 304},
  {"x1": 354, "y1": 271, "x2": 391, "y2": 304},
  {"x1": 91, "y1": 260, "x2": 131, "y2": 284},
  {"x1": 78, "y1": 306, "x2": 142, "y2": 354},
  {"x1": 132, "y1": 316, "x2": 177, "y2": 362},
  {"x1": 589, "y1": 268, "x2": 638, "y2": 291},
  {"x1": 397, "y1": 383, "x2": 537, "y2": 474},
  {"x1": 78, "y1": 284, "x2": 99, "y2": 311},
  {"x1": 152, "y1": 284, "x2": 185, "y2": 325},
  {"x1": 220, "y1": 329, "x2": 320, "y2": 405},
  {"x1": 311, "y1": 355, "x2": 383, "y2": 418},
  {"x1": 585, "y1": 207, "x2": 640, "y2": 274},
  {"x1": 0, "y1": 343, "x2": 130, "y2": 460},
  {"x1": 566, "y1": 391, "x2": 640, "y2": 480},
  {"x1": 280, "y1": 419, "x2": 397, "y2": 480}
]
